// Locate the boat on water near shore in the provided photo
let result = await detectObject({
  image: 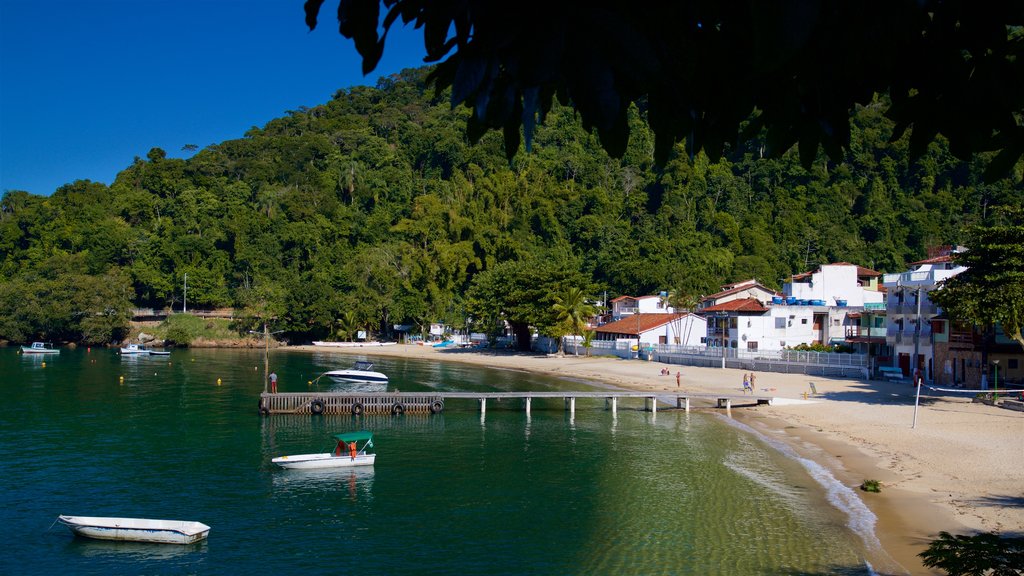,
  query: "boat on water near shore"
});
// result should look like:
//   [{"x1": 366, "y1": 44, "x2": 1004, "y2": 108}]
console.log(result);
[
  {"x1": 57, "y1": 515, "x2": 210, "y2": 544},
  {"x1": 321, "y1": 361, "x2": 389, "y2": 385},
  {"x1": 21, "y1": 342, "x2": 60, "y2": 354},
  {"x1": 120, "y1": 343, "x2": 150, "y2": 355},
  {"x1": 272, "y1": 431, "x2": 376, "y2": 470}
]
